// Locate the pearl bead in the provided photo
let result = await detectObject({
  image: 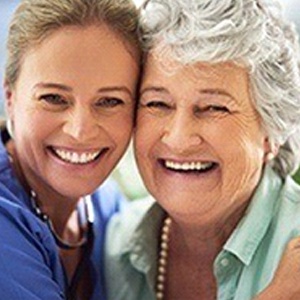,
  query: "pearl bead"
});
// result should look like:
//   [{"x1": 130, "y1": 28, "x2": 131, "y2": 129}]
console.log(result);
[
  {"x1": 159, "y1": 257, "x2": 167, "y2": 266},
  {"x1": 160, "y1": 250, "x2": 168, "y2": 258},
  {"x1": 161, "y1": 233, "x2": 169, "y2": 241},
  {"x1": 161, "y1": 242, "x2": 169, "y2": 250}
]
